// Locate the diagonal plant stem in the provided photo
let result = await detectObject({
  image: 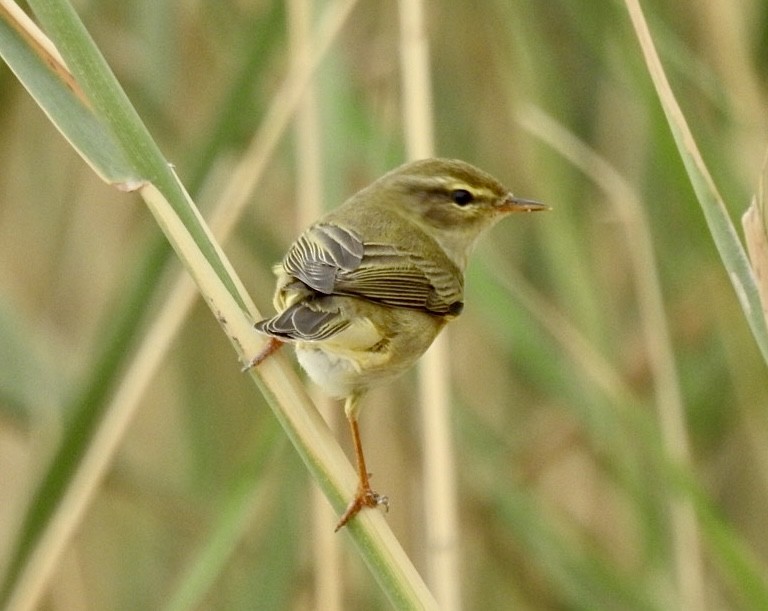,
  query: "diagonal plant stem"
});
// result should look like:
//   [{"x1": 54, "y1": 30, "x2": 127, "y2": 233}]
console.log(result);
[
  {"x1": 0, "y1": 0, "x2": 437, "y2": 609},
  {"x1": 624, "y1": 0, "x2": 768, "y2": 368}
]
